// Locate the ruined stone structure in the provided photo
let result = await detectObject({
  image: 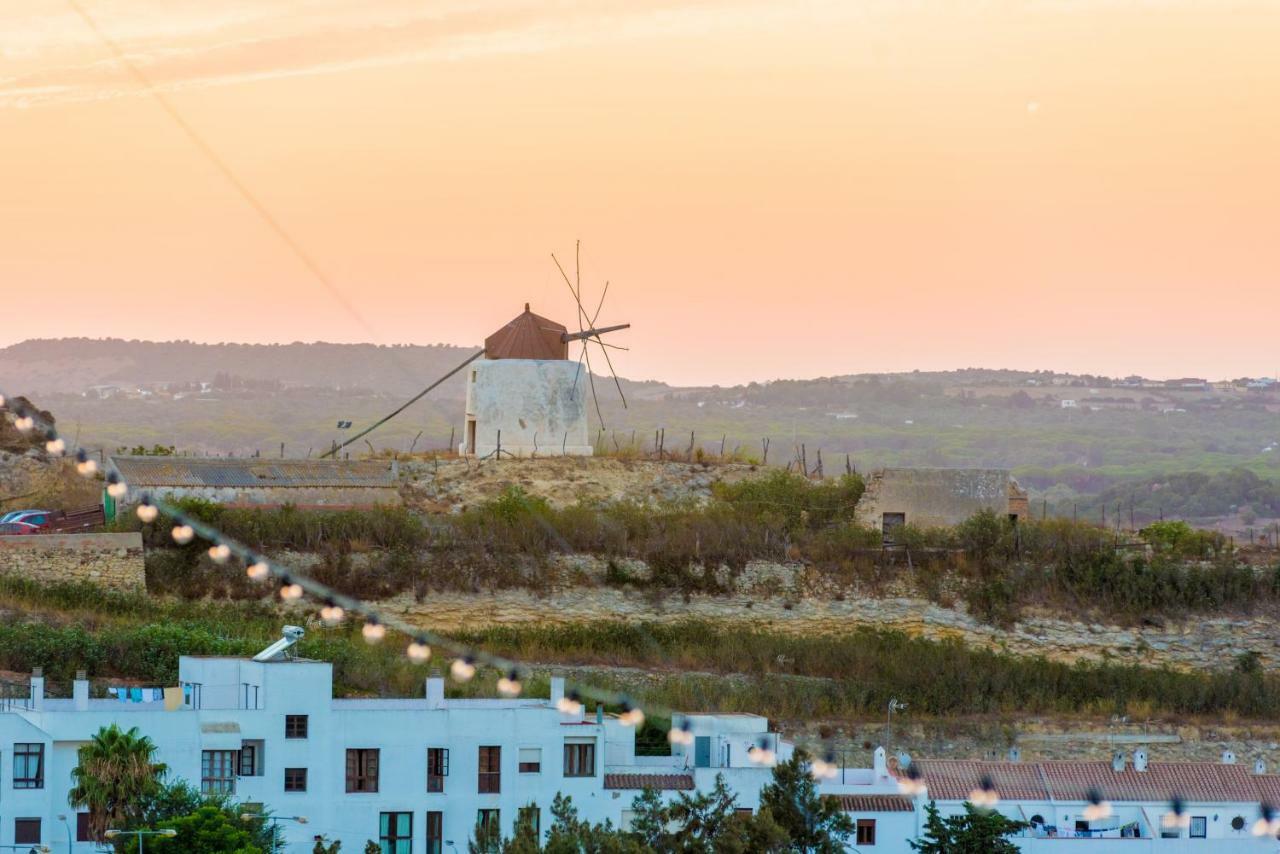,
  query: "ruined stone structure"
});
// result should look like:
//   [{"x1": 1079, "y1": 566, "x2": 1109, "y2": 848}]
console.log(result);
[
  {"x1": 107, "y1": 457, "x2": 401, "y2": 508},
  {"x1": 854, "y1": 467, "x2": 1029, "y2": 533},
  {"x1": 0, "y1": 532, "x2": 145, "y2": 591}
]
